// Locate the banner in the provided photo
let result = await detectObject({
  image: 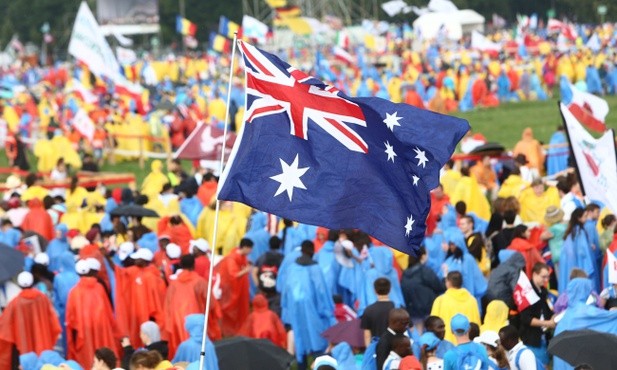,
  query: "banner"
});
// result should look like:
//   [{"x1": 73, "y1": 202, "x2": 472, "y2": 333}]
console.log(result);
[
  {"x1": 513, "y1": 271, "x2": 540, "y2": 312},
  {"x1": 174, "y1": 123, "x2": 236, "y2": 161},
  {"x1": 471, "y1": 30, "x2": 500, "y2": 52},
  {"x1": 242, "y1": 15, "x2": 269, "y2": 43},
  {"x1": 97, "y1": 0, "x2": 159, "y2": 26},
  {"x1": 72, "y1": 109, "x2": 95, "y2": 141},
  {"x1": 561, "y1": 102, "x2": 617, "y2": 214},
  {"x1": 116, "y1": 46, "x2": 137, "y2": 65},
  {"x1": 560, "y1": 77, "x2": 609, "y2": 132}
]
